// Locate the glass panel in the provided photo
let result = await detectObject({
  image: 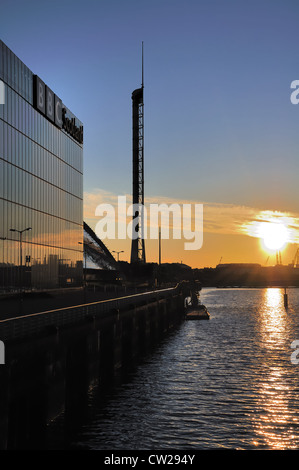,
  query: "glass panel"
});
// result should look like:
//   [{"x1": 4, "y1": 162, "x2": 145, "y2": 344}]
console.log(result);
[{"x1": 0, "y1": 42, "x2": 83, "y2": 290}]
